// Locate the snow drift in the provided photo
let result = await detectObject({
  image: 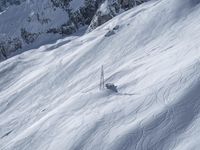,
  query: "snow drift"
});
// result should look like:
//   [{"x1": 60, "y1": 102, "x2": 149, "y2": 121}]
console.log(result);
[{"x1": 1, "y1": 0, "x2": 200, "y2": 149}]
